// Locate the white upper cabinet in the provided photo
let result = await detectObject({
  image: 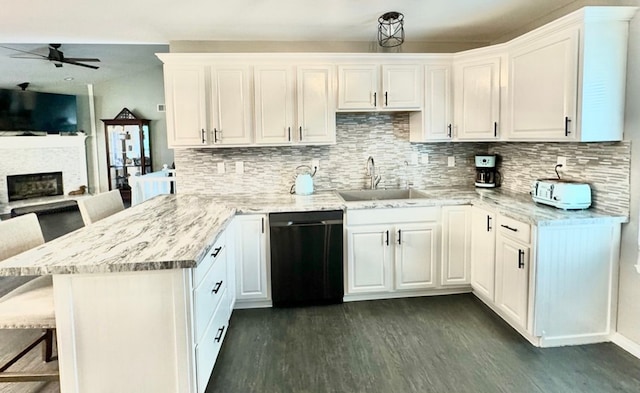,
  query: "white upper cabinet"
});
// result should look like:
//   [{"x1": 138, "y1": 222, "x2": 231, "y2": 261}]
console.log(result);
[
  {"x1": 210, "y1": 65, "x2": 253, "y2": 145},
  {"x1": 338, "y1": 64, "x2": 422, "y2": 111},
  {"x1": 409, "y1": 62, "x2": 453, "y2": 142},
  {"x1": 505, "y1": 7, "x2": 636, "y2": 141},
  {"x1": 453, "y1": 55, "x2": 501, "y2": 141},
  {"x1": 163, "y1": 64, "x2": 208, "y2": 147},
  {"x1": 296, "y1": 66, "x2": 336, "y2": 144},
  {"x1": 508, "y1": 28, "x2": 579, "y2": 141},
  {"x1": 254, "y1": 65, "x2": 295, "y2": 144},
  {"x1": 382, "y1": 65, "x2": 422, "y2": 109},
  {"x1": 254, "y1": 64, "x2": 336, "y2": 145},
  {"x1": 337, "y1": 65, "x2": 378, "y2": 110}
]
